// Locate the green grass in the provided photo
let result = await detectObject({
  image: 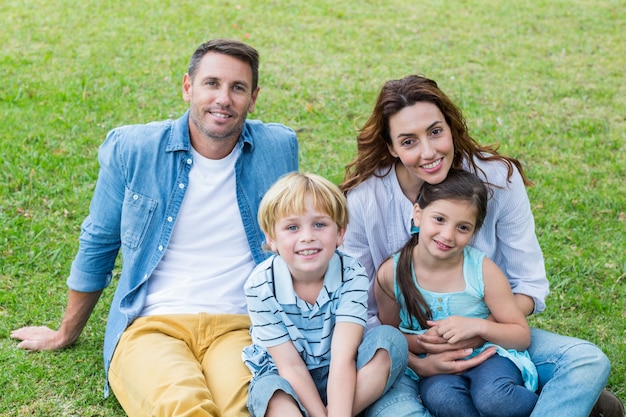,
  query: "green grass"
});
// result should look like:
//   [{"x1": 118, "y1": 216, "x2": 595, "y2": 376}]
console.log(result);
[{"x1": 1, "y1": 0, "x2": 624, "y2": 415}]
